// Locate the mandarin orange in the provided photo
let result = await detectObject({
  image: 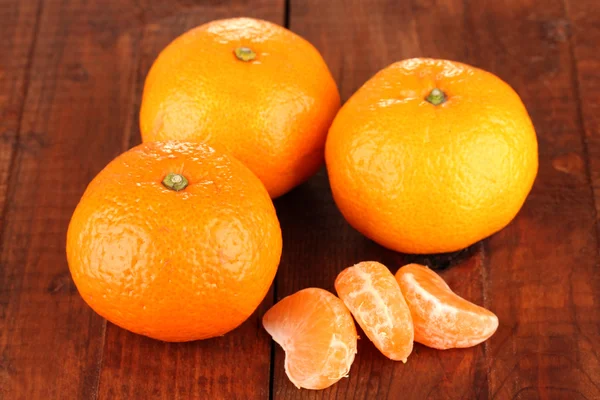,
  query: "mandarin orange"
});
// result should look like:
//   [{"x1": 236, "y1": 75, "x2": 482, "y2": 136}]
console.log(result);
[
  {"x1": 140, "y1": 18, "x2": 340, "y2": 198},
  {"x1": 326, "y1": 58, "x2": 538, "y2": 253},
  {"x1": 335, "y1": 261, "x2": 414, "y2": 361},
  {"x1": 395, "y1": 264, "x2": 498, "y2": 349},
  {"x1": 263, "y1": 288, "x2": 357, "y2": 390},
  {"x1": 67, "y1": 141, "x2": 282, "y2": 341}
]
